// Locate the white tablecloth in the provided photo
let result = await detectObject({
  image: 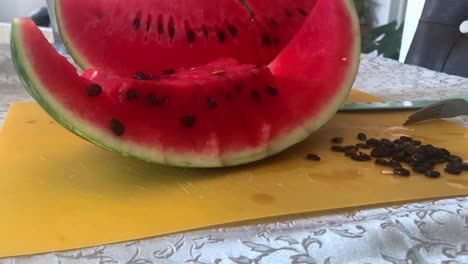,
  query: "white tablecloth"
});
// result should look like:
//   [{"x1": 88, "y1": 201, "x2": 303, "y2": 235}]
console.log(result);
[{"x1": 1, "y1": 49, "x2": 468, "y2": 263}]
